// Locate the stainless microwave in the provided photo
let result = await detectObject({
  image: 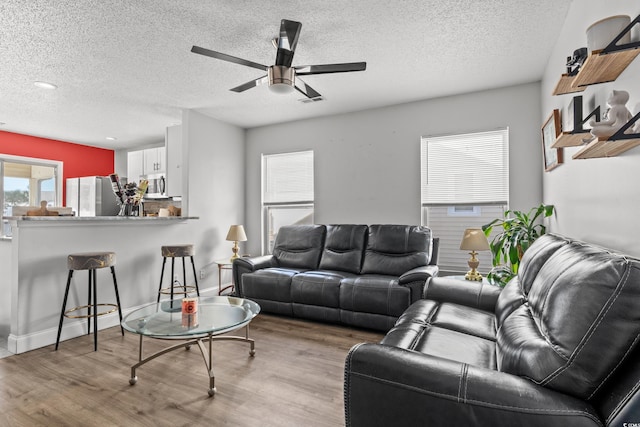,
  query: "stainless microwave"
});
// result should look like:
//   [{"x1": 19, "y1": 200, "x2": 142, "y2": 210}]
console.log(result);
[{"x1": 145, "y1": 173, "x2": 166, "y2": 198}]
